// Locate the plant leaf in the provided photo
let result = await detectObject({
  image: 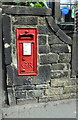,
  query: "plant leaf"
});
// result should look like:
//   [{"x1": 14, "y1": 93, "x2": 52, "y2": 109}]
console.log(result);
[
  {"x1": 30, "y1": 3, "x2": 35, "y2": 7},
  {"x1": 34, "y1": 3, "x2": 43, "y2": 7}
]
